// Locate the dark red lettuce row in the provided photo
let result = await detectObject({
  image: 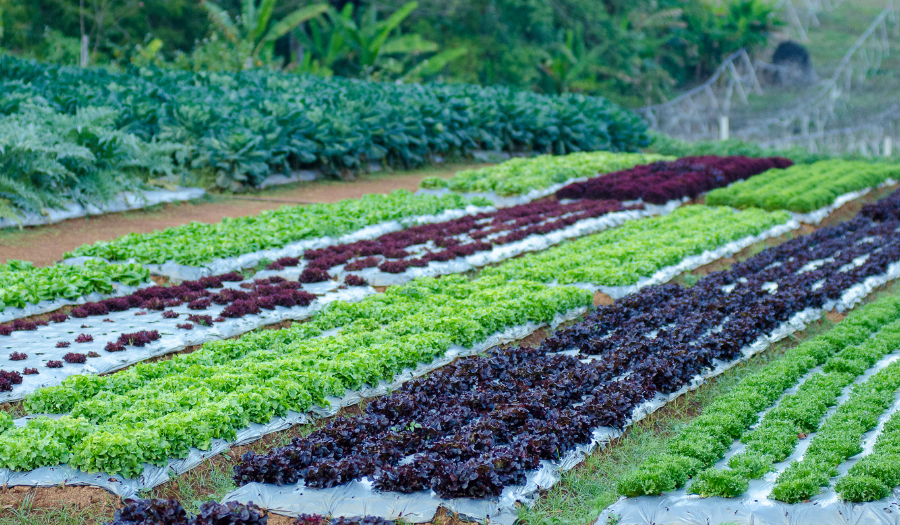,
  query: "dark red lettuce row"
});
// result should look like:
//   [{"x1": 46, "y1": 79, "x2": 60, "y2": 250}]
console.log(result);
[
  {"x1": 267, "y1": 198, "x2": 635, "y2": 275},
  {"x1": 105, "y1": 498, "x2": 393, "y2": 525},
  {"x1": 106, "y1": 498, "x2": 267, "y2": 525},
  {"x1": 234, "y1": 188, "x2": 900, "y2": 499},
  {"x1": 556, "y1": 155, "x2": 793, "y2": 204},
  {"x1": 0, "y1": 272, "x2": 348, "y2": 338}
]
